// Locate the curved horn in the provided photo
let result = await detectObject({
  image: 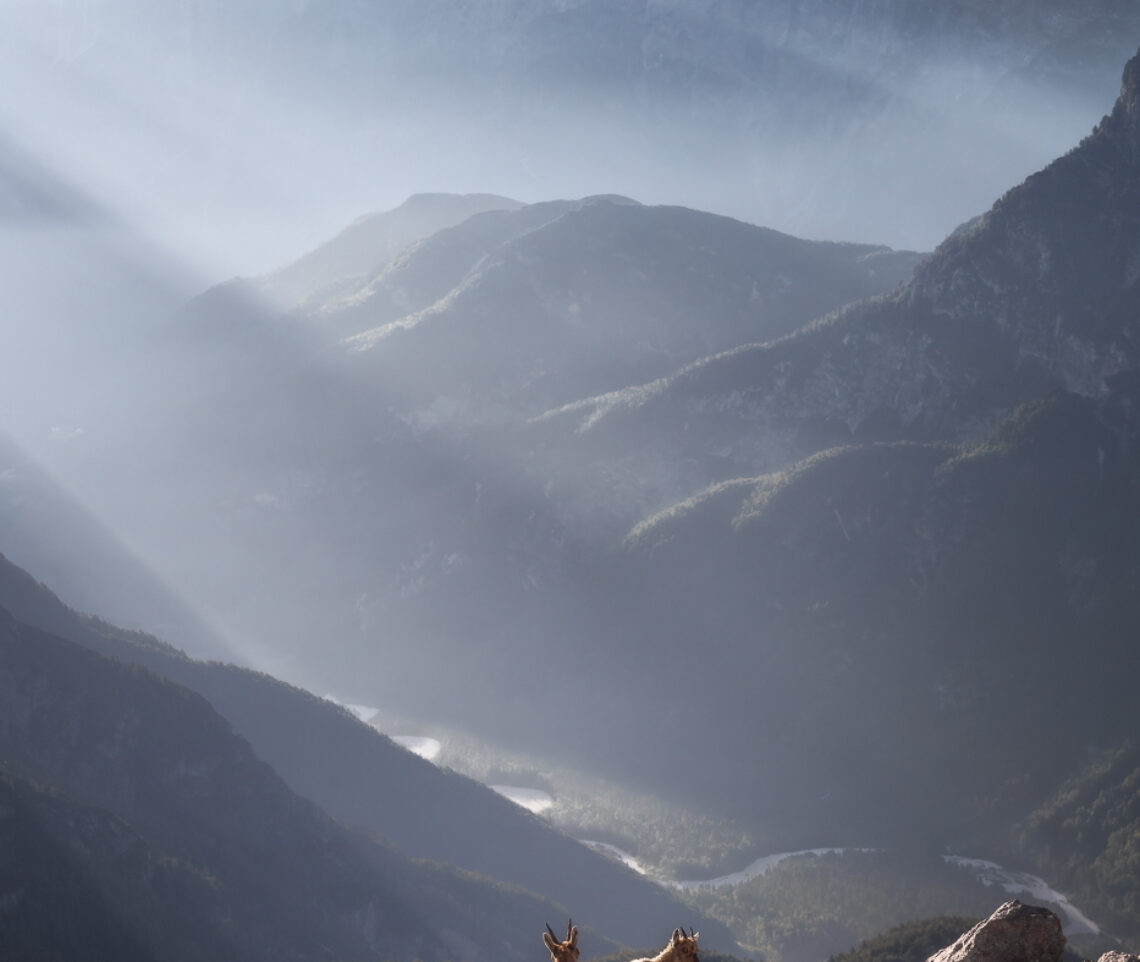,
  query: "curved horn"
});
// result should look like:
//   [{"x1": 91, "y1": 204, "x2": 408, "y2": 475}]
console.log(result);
[
  {"x1": 566, "y1": 919, "x2": 574, "y2": 941},
  {"x1": 547, "y1": 923, "x2": 559, "y2": 941}
]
